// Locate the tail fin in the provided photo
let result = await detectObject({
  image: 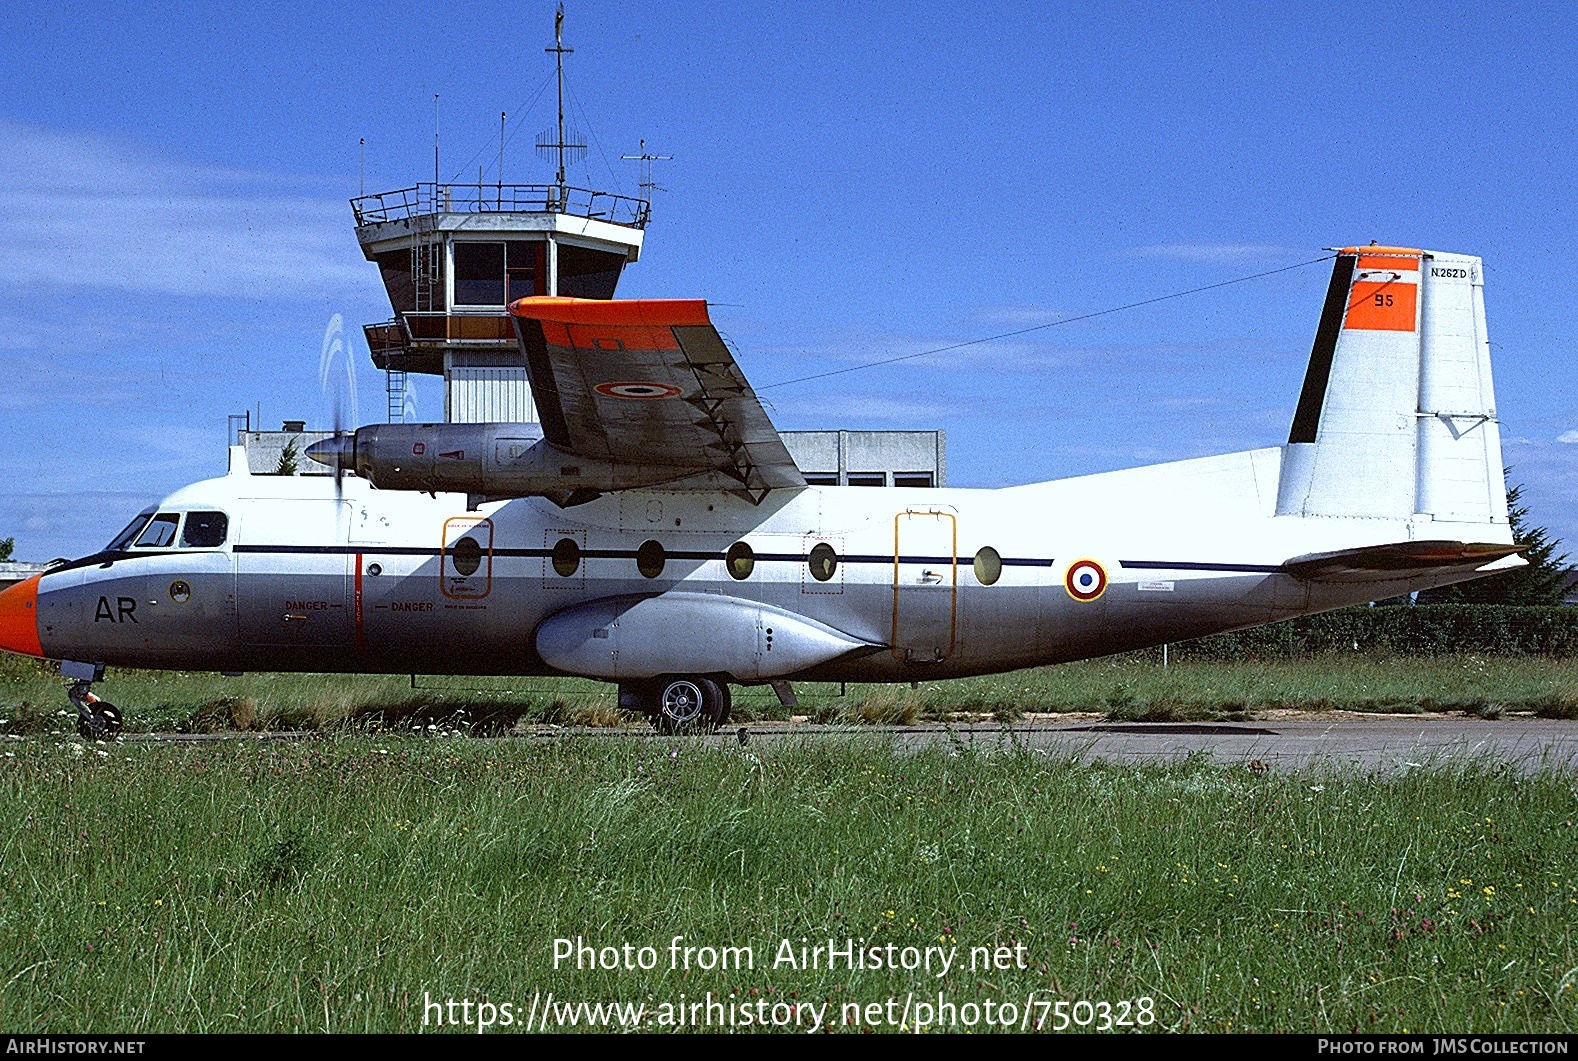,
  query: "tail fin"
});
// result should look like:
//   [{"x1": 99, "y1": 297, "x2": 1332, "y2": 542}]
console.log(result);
[{"x1": 1275, "y1": 246, "x2": 1510, "y2": 533}]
